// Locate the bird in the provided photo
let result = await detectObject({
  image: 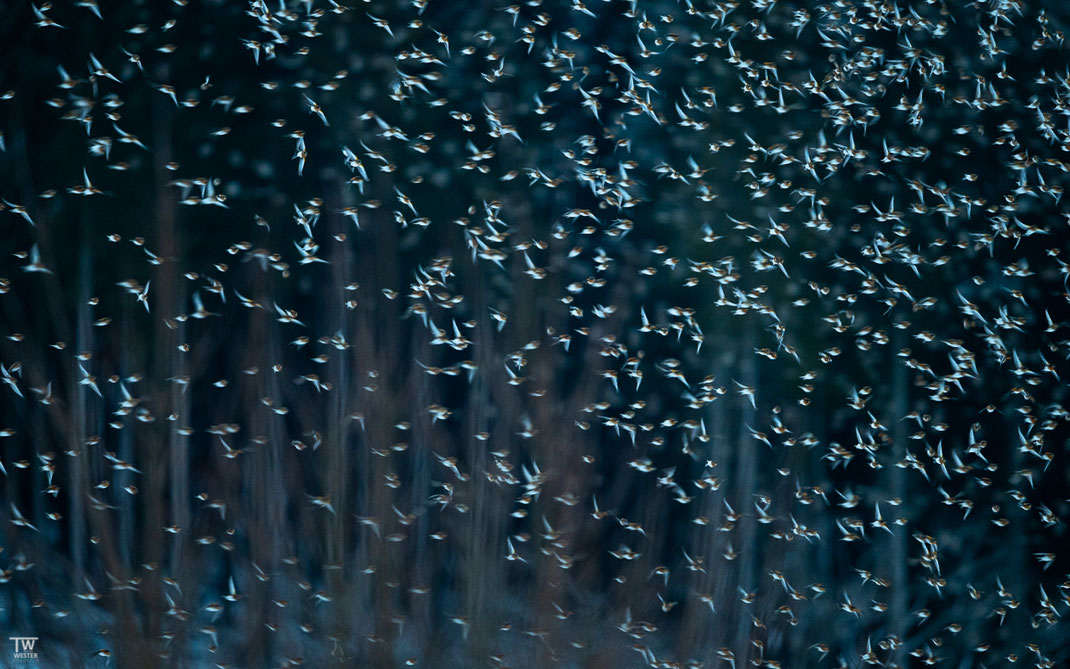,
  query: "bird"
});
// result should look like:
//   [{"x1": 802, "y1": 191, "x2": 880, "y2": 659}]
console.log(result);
[{"x1": 1, "y1": 1, "x2": 1068, "y2": 666}]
